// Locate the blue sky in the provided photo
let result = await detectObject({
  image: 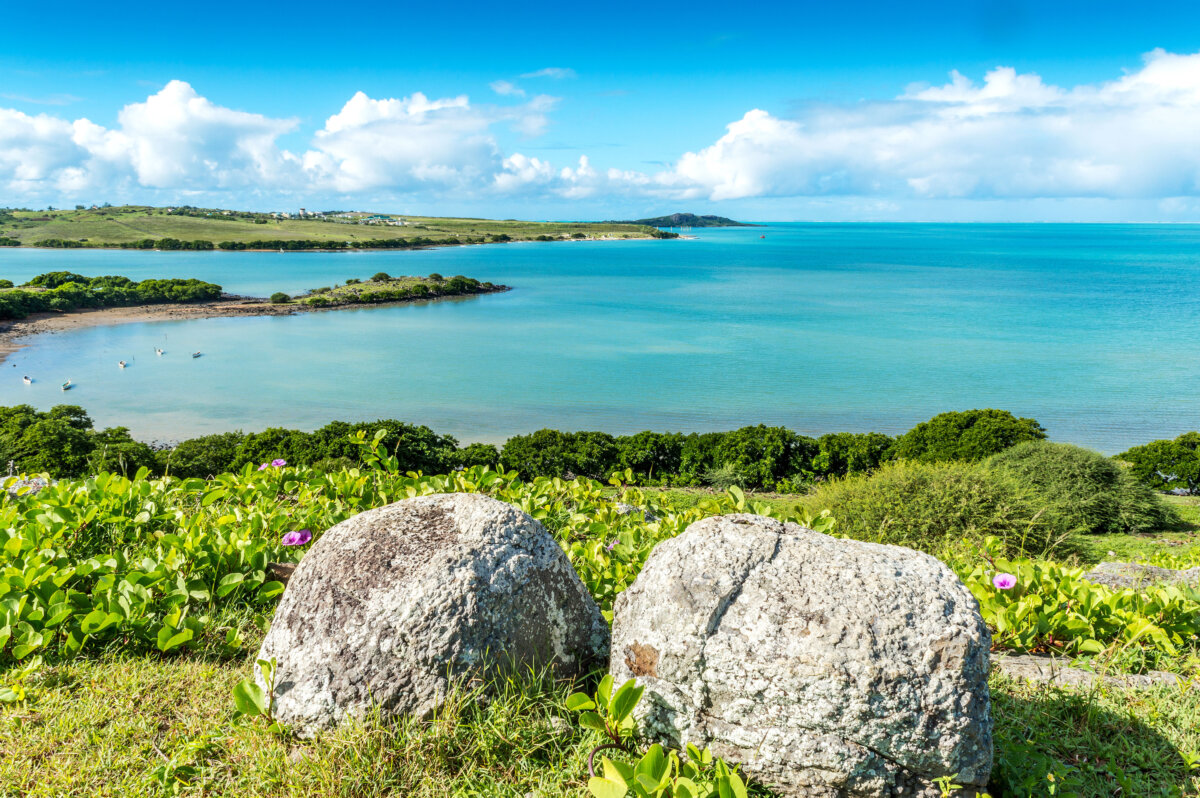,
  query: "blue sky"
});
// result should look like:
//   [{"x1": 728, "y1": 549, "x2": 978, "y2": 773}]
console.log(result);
[{"x1": 5, "y1": 1, "x2": 1200, "y2": 220}]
